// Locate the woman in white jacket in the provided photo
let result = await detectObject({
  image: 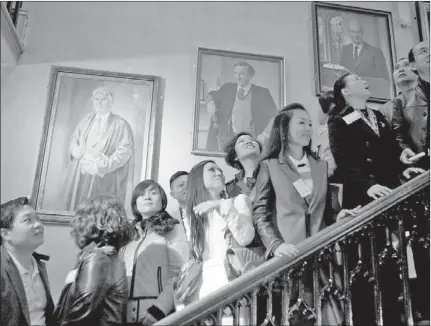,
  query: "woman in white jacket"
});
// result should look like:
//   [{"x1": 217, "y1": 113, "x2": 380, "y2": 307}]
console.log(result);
[{"x1": 179, "y1": 160, "x2": 255, "y2": 324}]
